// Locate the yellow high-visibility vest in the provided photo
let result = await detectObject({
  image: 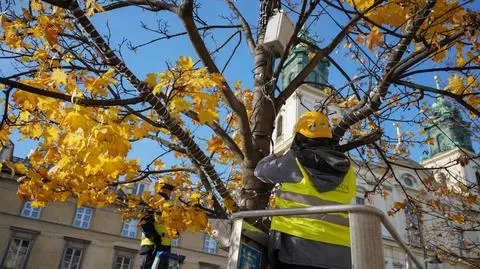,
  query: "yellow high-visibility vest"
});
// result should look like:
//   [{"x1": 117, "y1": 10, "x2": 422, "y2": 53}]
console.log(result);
[
  {"x1": 271, "y1": 159, "x2": 356, "y2": 247},
  {"x1": 140, "y1": 222, "x2": 172, "y2": 247}
]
